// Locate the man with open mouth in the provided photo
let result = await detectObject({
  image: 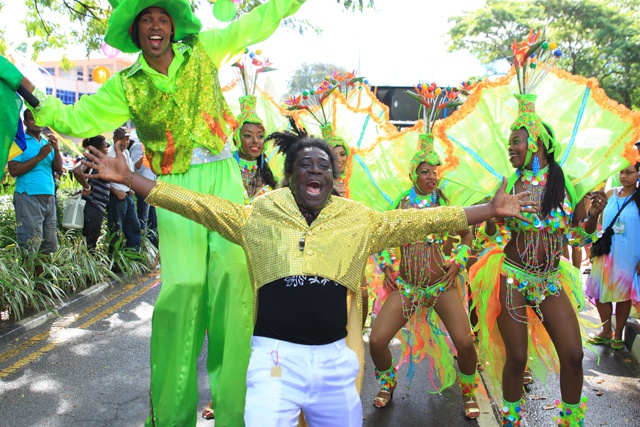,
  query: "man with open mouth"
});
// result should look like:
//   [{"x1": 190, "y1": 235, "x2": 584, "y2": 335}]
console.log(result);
[
  {"x1": 83, "y1": 127, "x2": 536, "y2": 427},
  {"x1": 28, "y1": 0, "x2": 307, "y2": 425}
]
